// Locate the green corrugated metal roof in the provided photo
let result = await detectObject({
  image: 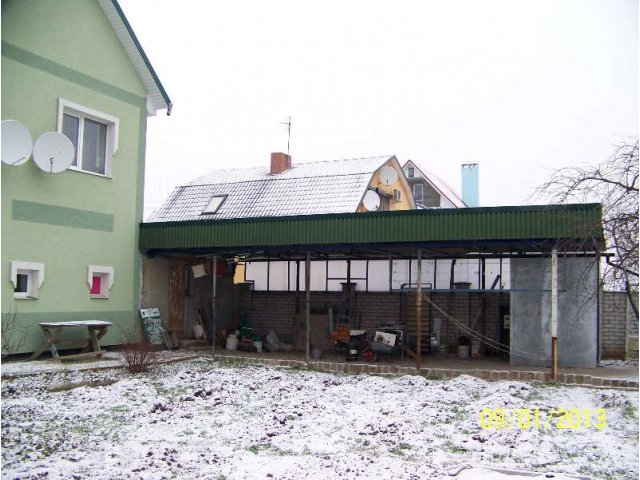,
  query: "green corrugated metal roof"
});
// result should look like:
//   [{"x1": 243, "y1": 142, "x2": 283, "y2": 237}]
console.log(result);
[{"x1": 139, "y1": 203, "x2": 604, "y2": 255}]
